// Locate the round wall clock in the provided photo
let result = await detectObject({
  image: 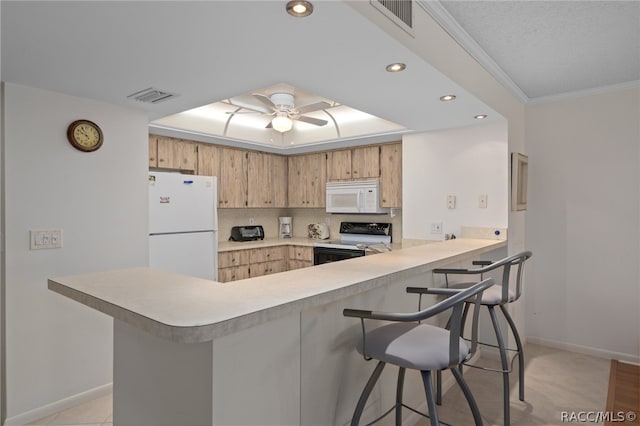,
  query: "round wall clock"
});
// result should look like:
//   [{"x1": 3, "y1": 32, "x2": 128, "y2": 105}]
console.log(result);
[{"x1": 67, "y1": 120, "x2": 103, "y2": 152}]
